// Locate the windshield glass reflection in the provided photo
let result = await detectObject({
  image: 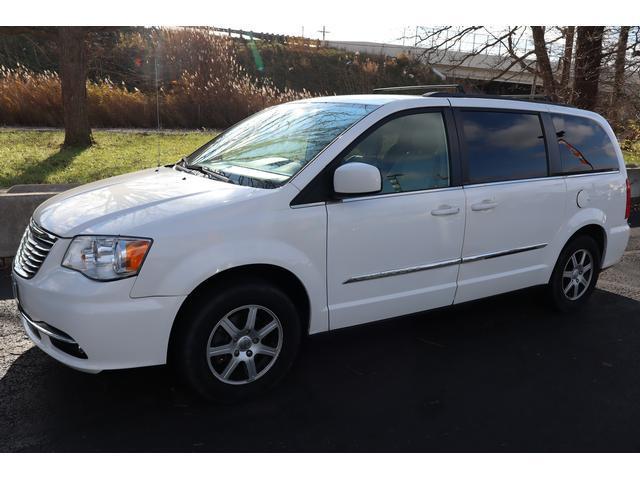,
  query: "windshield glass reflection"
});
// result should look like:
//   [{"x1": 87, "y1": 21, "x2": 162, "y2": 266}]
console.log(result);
[{"x1": 187, "y1": 102, "x2": 379, "y2": 189}]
